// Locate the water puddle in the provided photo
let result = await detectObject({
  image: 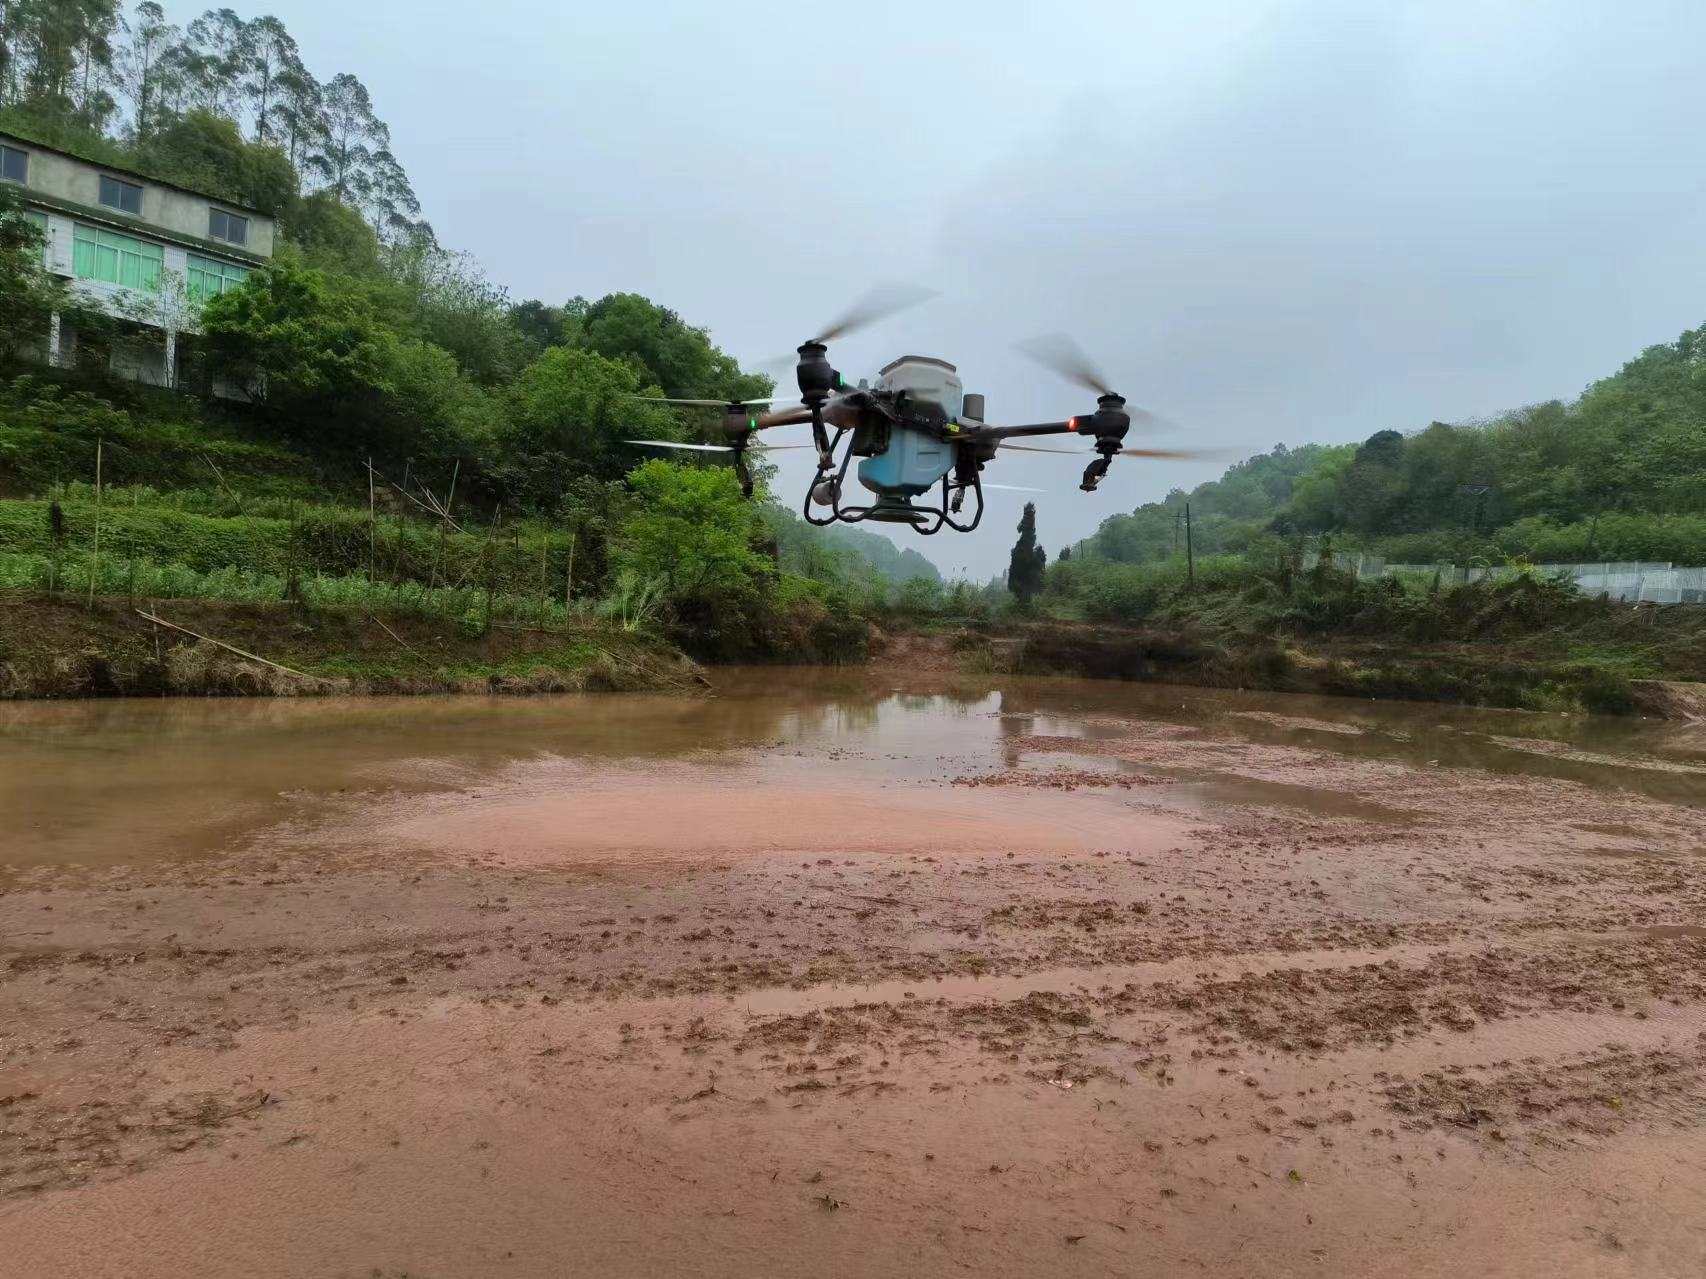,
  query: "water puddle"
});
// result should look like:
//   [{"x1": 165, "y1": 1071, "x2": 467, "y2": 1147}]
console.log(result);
[{"x1": 3, "y1": 669, "x2": 1700, "y2": 875}]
